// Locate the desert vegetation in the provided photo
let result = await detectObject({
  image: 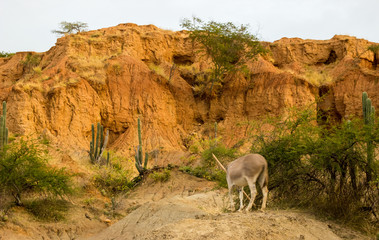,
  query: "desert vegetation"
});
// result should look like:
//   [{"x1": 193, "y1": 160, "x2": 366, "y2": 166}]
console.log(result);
[
  {"x1": 0, "y1": 102, "x2": 73, "y2": 222},
  {"x1": 181, "y1": 17, "x2": 266, "y2": 97},
  {"x1": 52, "y1": 21, "x2": 88, "y2": 36},
  {"x1": 0, "y1": 51, "x2": 15, "y2": 58}
]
